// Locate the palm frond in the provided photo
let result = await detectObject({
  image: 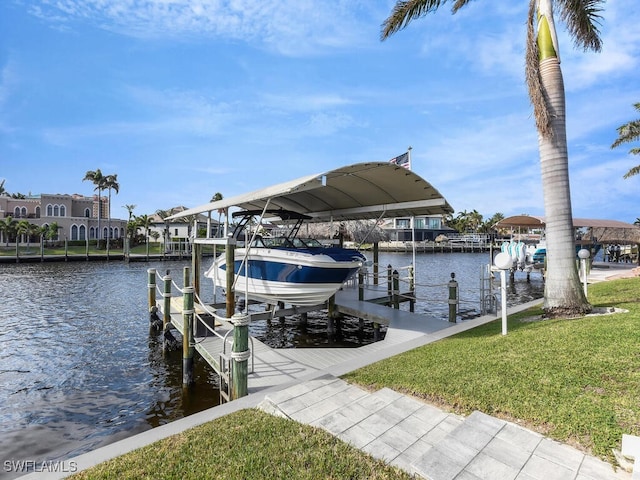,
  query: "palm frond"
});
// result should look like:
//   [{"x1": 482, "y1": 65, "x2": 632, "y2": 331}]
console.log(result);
[
  {"x1": 381, "y1": 0, "x2": 447, "y2": 40},
  {"x1": 558, "y1": 0, "x2": 604, "y2": 52},
  {"x1": 623, "y1": 165, "x2": 640, "y2": 179}
]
